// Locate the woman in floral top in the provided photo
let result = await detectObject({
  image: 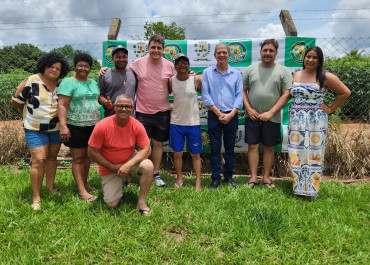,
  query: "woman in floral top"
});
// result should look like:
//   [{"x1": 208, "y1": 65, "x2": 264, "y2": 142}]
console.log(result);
[
  {"x1": 58, "y1": 53, "x2": 101, "y2": 202},
  {"x1": 11, "y1": 52, "x2": 69, "y2": 211}
]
